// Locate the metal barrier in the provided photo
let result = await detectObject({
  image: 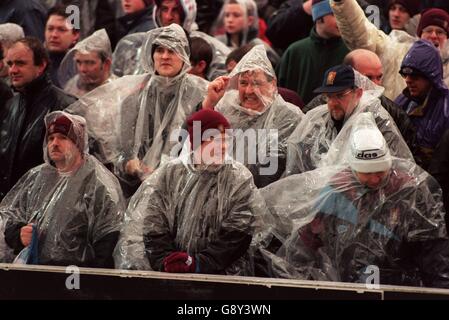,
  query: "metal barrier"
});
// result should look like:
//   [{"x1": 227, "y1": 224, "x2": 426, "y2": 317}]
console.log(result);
[{"x1": 1, "y1": 263, "x2": 449, "y2": 300}]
